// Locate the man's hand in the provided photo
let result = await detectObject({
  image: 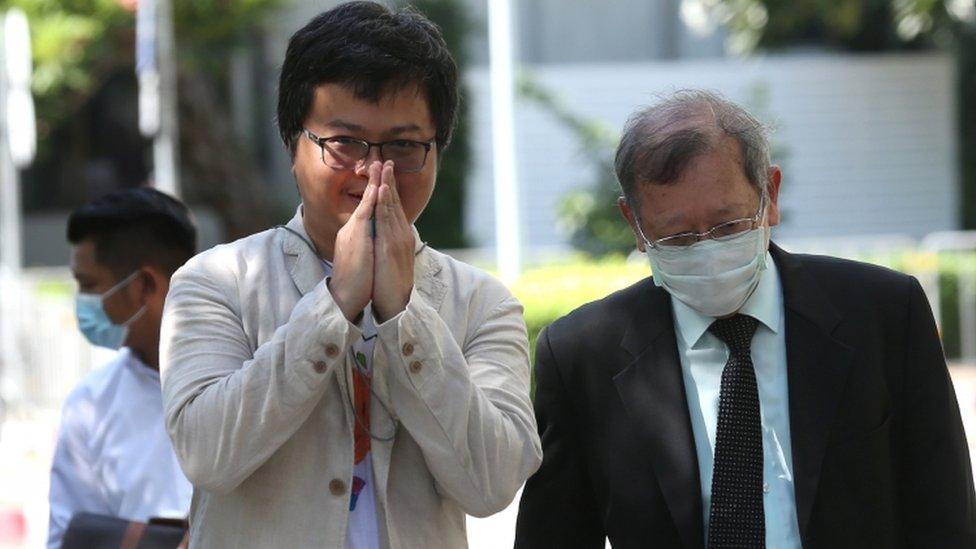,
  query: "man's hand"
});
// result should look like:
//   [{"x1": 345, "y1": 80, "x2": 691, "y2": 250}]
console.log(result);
[
  {"x1": 329, "y1": 162, "x2": 380, "y2": 322},
  {"x1": 372, "y1": 160, "x2": 415, "y2": 323}
]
